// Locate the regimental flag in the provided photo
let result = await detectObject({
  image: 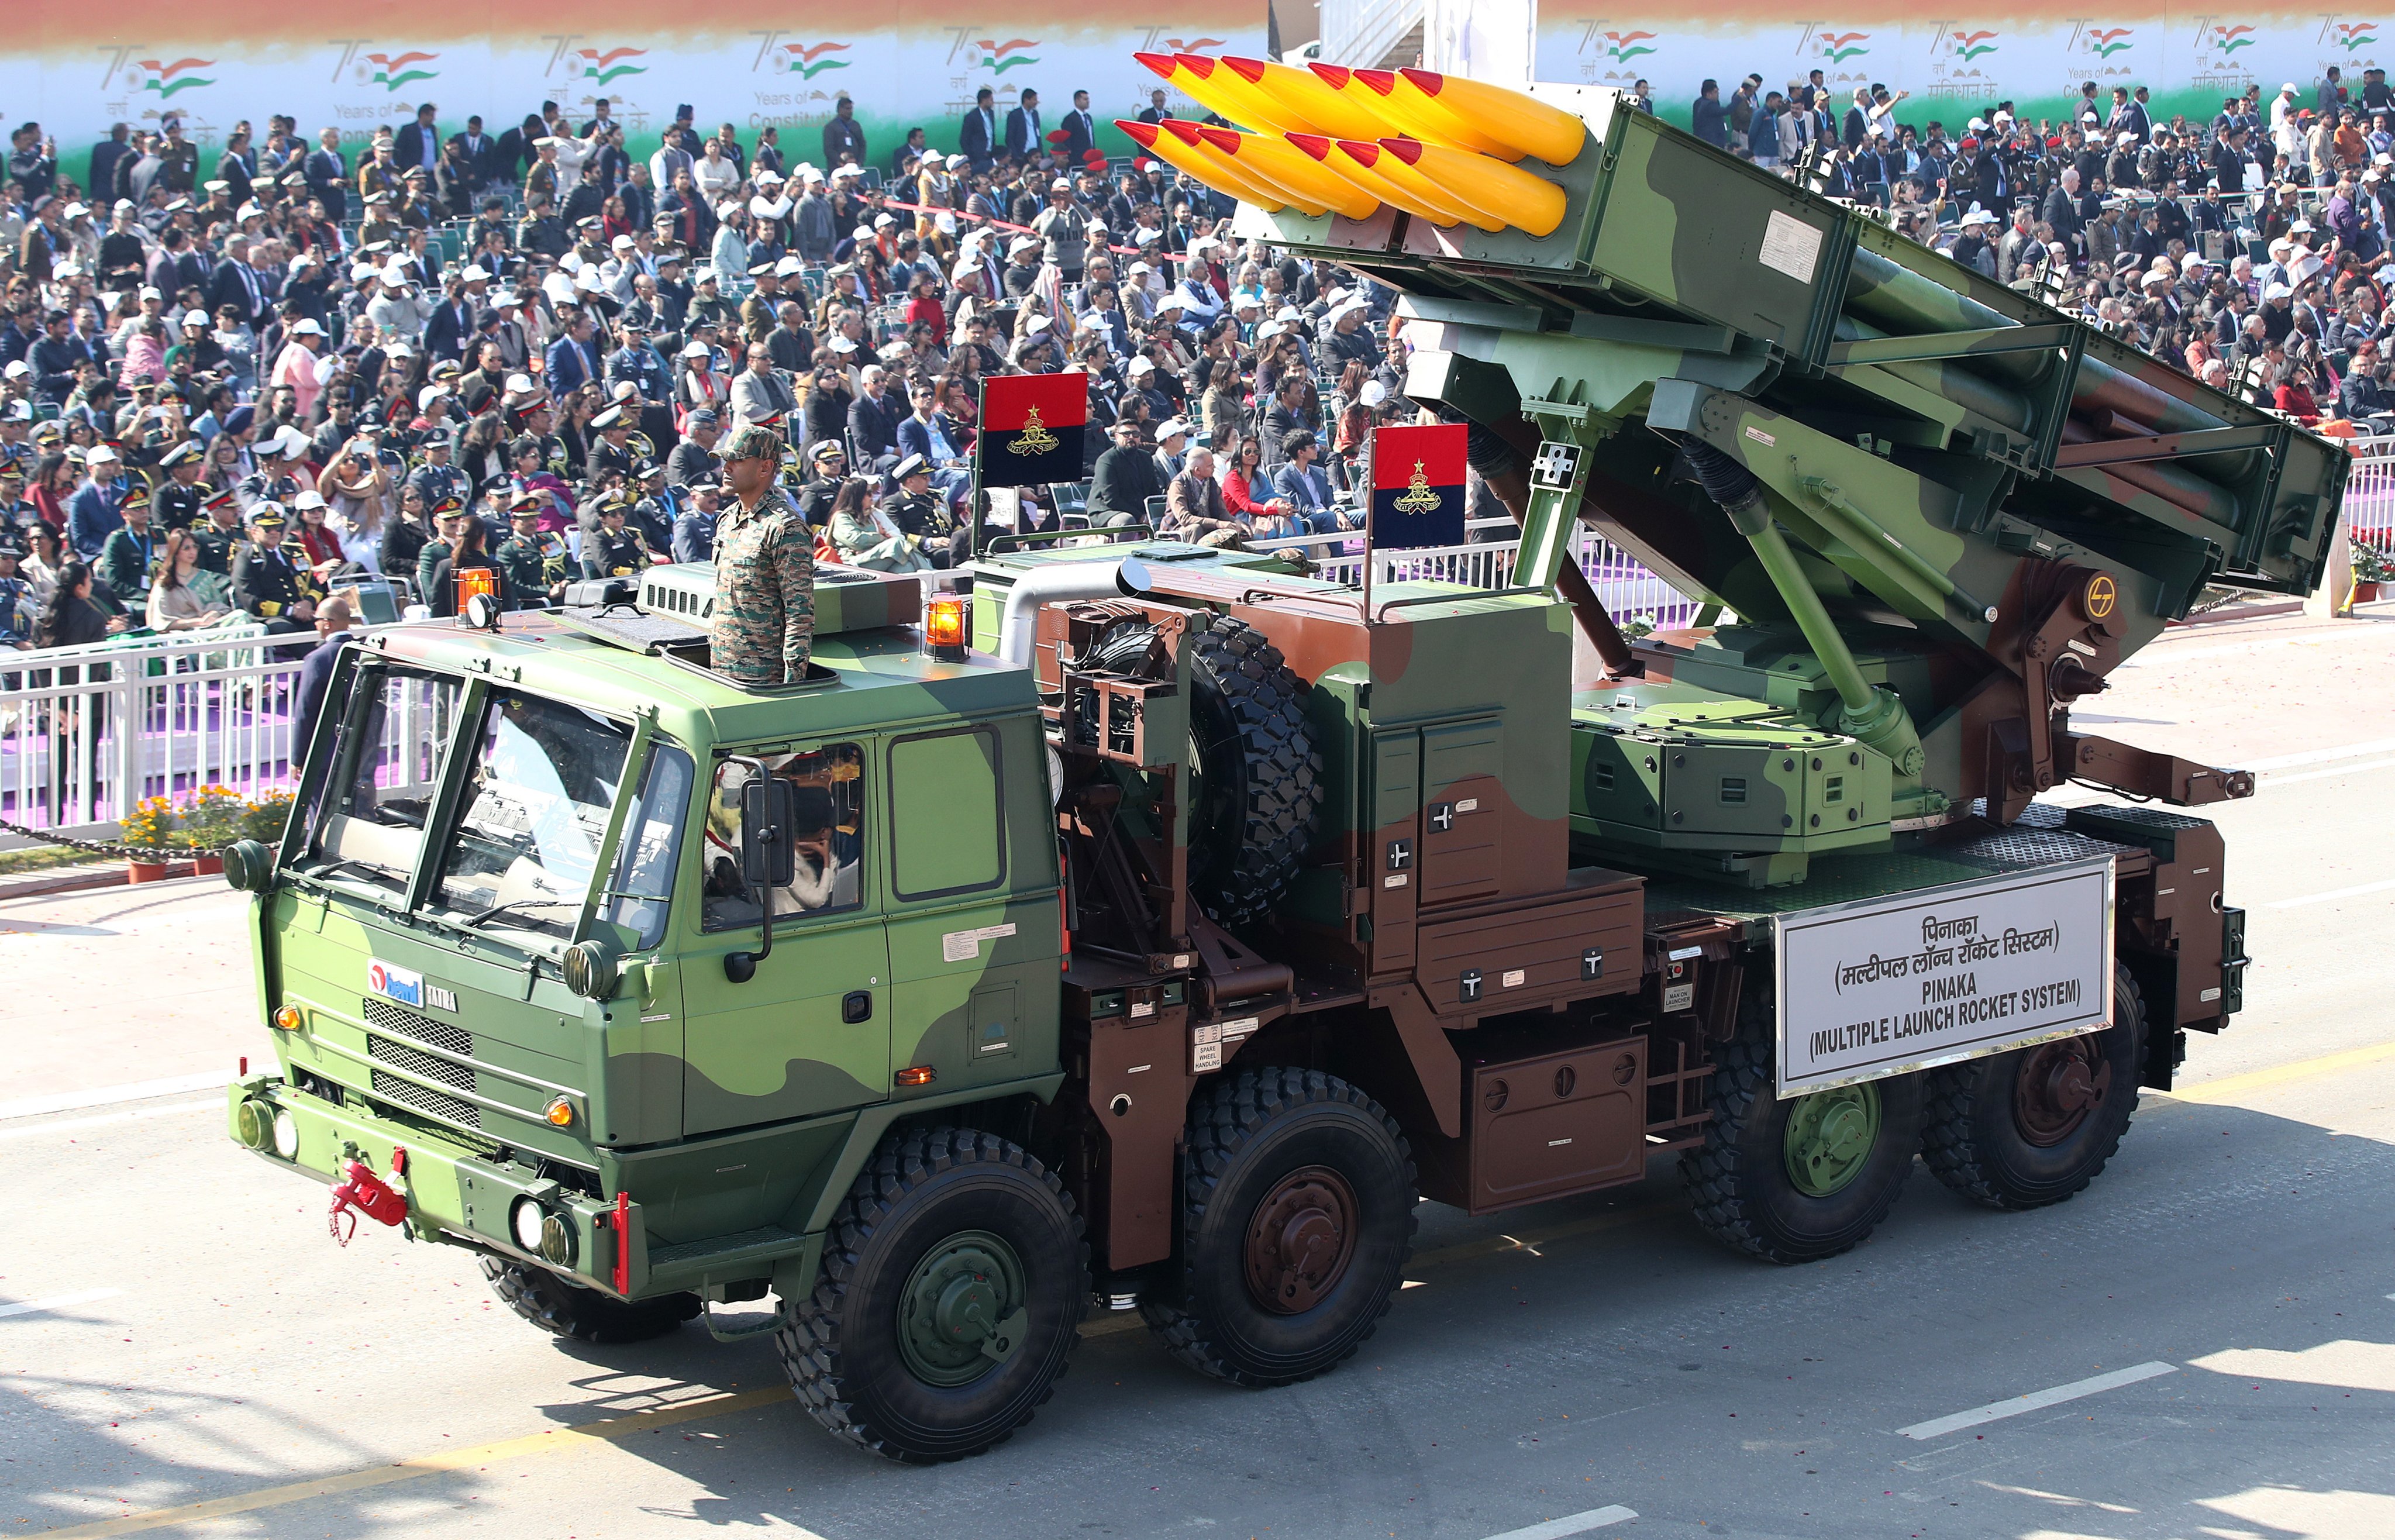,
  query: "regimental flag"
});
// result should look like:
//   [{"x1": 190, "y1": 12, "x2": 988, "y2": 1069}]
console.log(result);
[
  {"x1": 1369, "y1": 423, "x2": 1466, "y2": 552},
  {"x1": 978, "y1": 372, "x2": 1086, "y2": 487}
]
